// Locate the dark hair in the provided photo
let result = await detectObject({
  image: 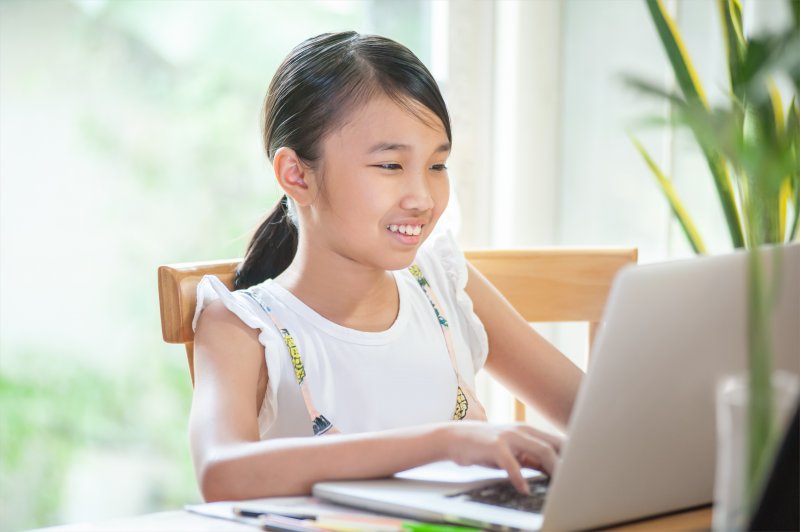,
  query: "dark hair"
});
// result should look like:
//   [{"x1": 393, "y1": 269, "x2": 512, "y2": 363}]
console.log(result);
[{"x1": 234, "y1": 31, "x2": 452, "y2": 290}]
